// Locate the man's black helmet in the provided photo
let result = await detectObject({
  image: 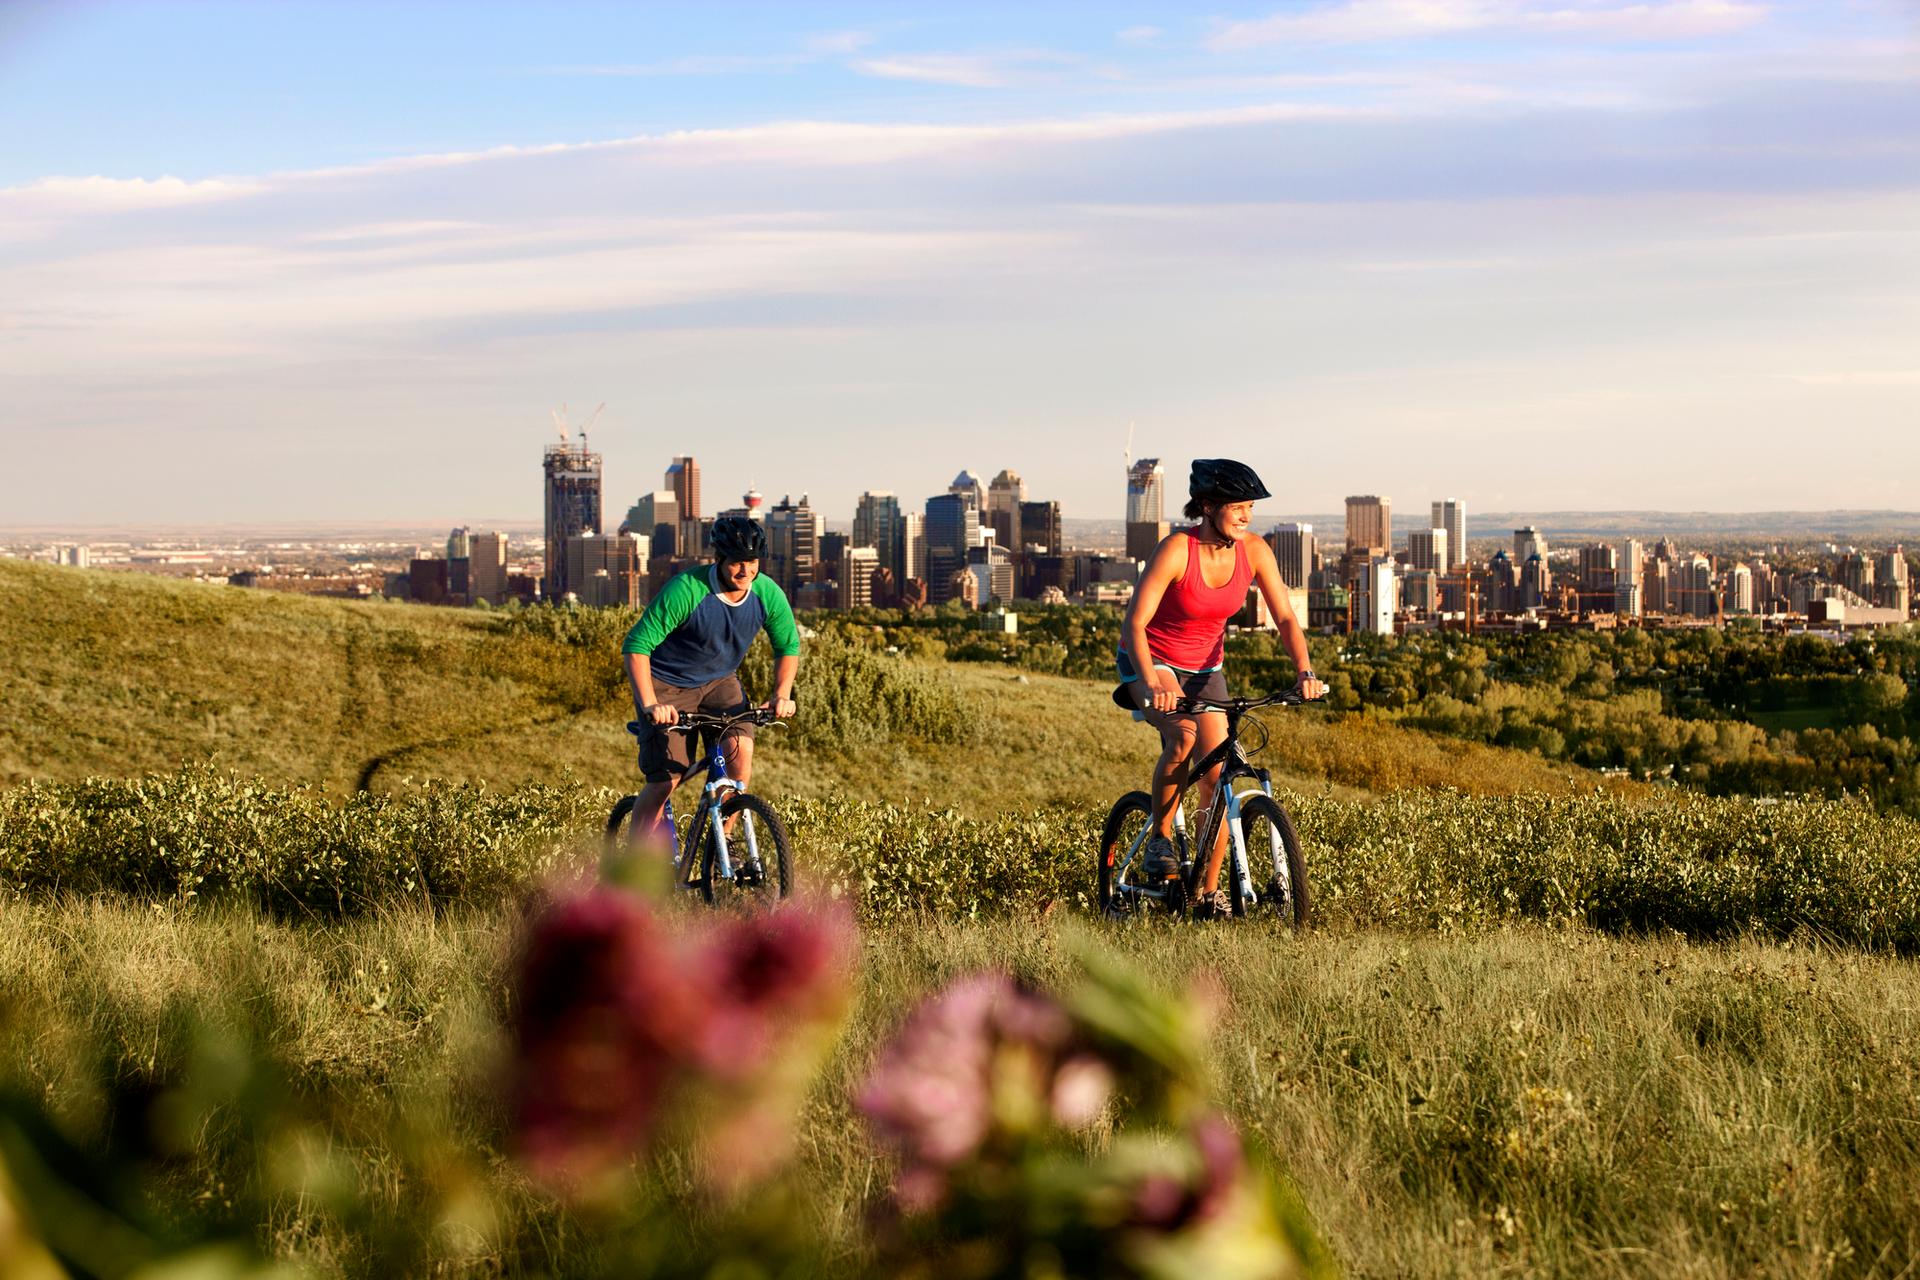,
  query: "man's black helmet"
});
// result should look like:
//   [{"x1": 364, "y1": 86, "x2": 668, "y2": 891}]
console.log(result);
[
  {"x1": 710, "y1": 515, "x2": 767, "y2": 562},
  {"x1": 1188, "y1": 458, "x2": 1271, "y2": 504}
]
